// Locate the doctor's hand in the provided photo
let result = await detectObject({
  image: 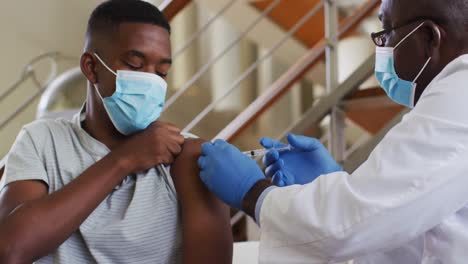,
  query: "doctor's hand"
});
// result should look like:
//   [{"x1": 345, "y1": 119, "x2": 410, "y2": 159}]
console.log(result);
[
  {"x1": 198, "y1": 139, "x2": 266, "y2": 210},
  {"x1": 260, "y1": 133, "x2": 343, "y2": 187}
]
